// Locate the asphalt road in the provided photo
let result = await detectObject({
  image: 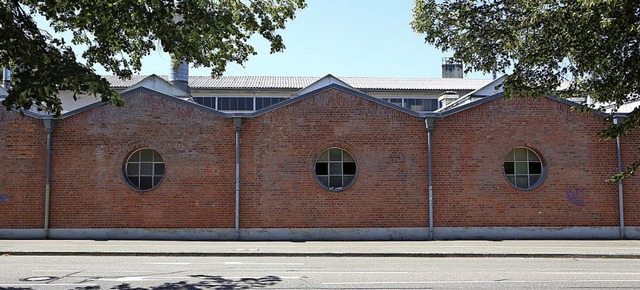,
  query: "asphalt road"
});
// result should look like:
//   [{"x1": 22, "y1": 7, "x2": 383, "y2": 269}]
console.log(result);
[{"x1": 1, "y1": 256, "x2": 640, "y2": 289}]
